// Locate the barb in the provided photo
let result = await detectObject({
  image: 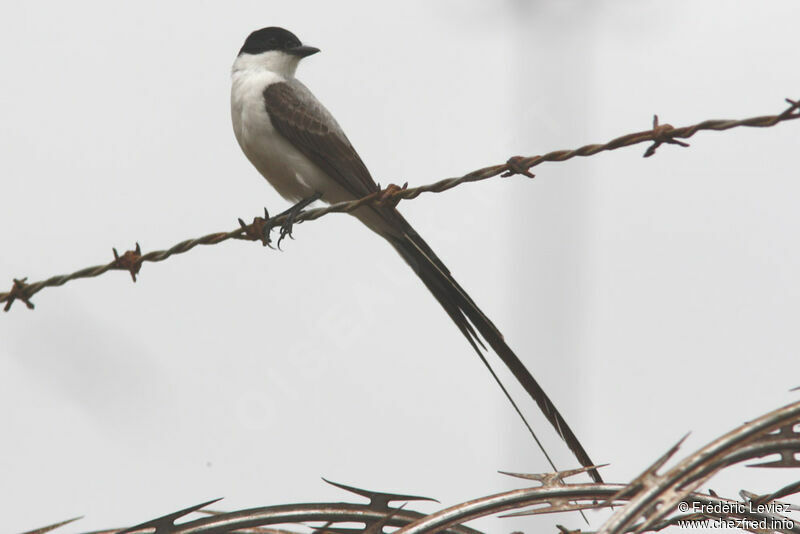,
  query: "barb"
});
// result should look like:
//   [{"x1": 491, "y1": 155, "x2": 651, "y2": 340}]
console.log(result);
[
  {"x1": 115, "y1": 498, "x2": 223, "y2": 534},
  {"x1": 742, "y1": 481, "x2": 800, "y2": 510},
  {"x1": 2, "y1": 98, "x2": 799, "y2": 310},
  {"x1": 17, "y1": 517, "x2": 83, "y2": 534},
  {"x1": 20, "y1": 401, "x2": 800, "y2": 534},
  {"x1": 84, "y1": 500, "x2": 482, "y2": 534},
  {"x1": 391, "y1": 399, "x2": 800, "y2": 534},
  {"x1": 597, "y1": 400, "x2": 800, "y2": 534},
  {"x1": 321, "y1": 478, "x2": 439, "y2": 510},
  {"x1": 393, "y1": 432, "x2": 800, "y2": 534},
  {"x1": 601, "y1": 434, "x2": 689, "y2": 507},
  {"x1": 391, "y1": 482, "x2": 800, "y2": 534},
  {"x1": 499, "y1": 464, "x2": 610, "y2": 487},
  {"x1": 112, "y1": 242, "x2": 143, "y2": 282}
]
